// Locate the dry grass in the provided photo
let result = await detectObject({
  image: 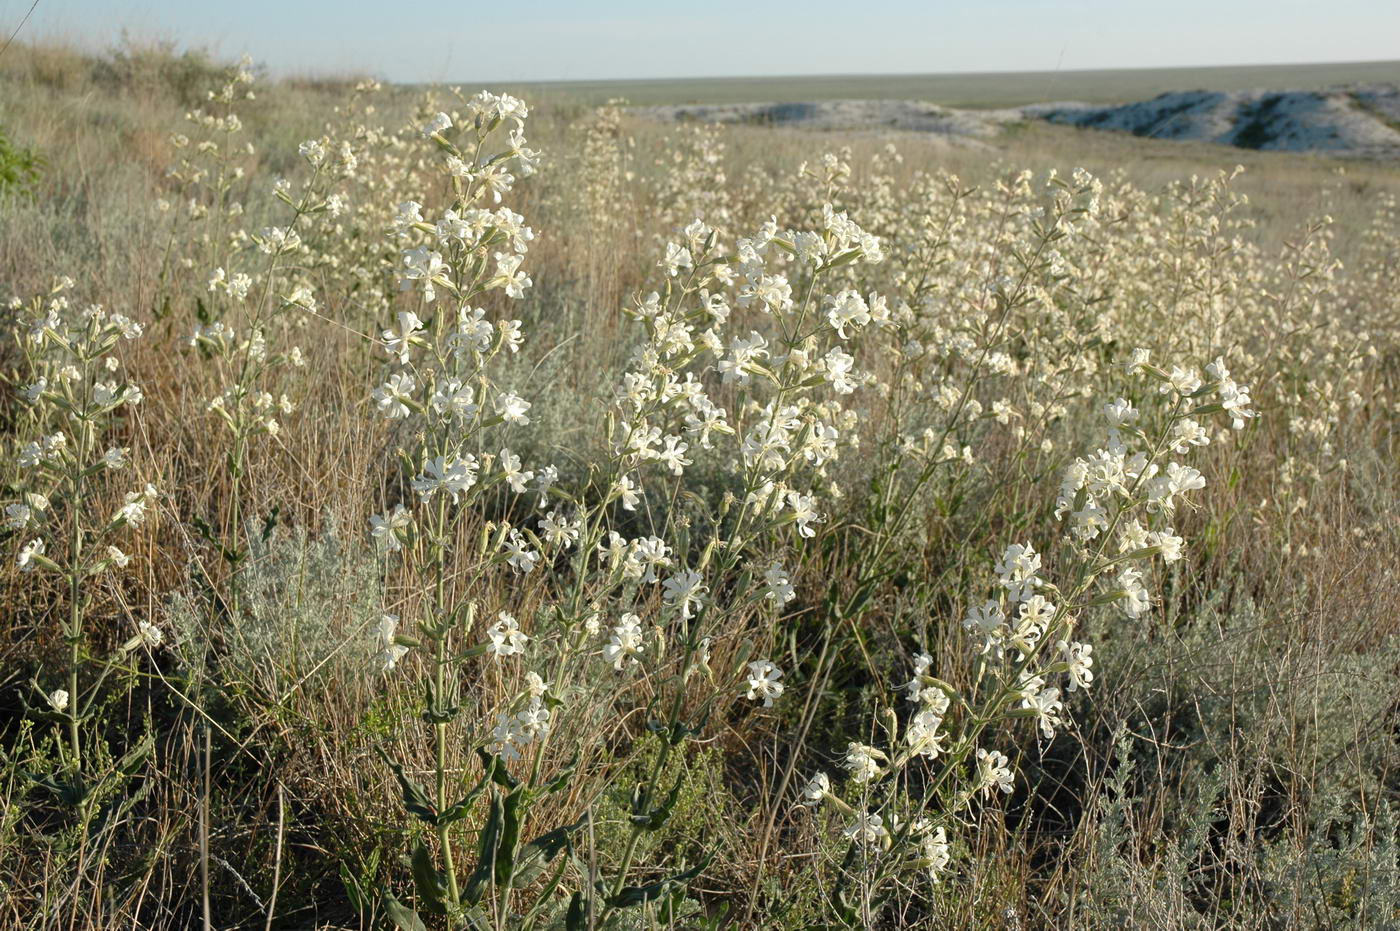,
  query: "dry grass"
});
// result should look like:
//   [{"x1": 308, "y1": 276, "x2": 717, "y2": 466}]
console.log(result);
[{"x1": 1, "y1": 39, "x2": 1398, "y2": 930}]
